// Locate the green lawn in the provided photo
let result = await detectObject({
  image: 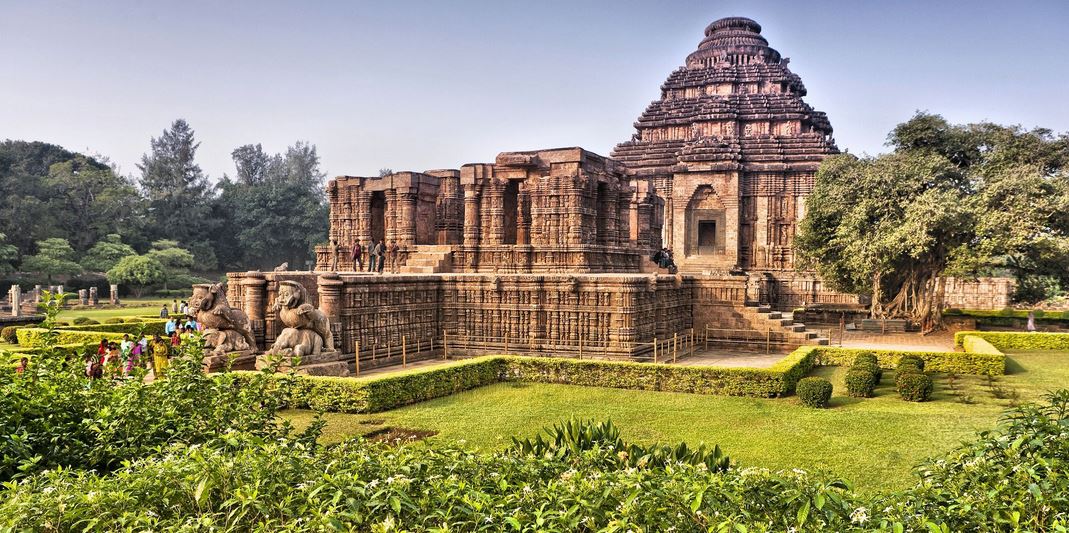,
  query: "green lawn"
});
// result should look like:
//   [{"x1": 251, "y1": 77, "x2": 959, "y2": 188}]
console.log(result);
[
  {"x1": 57, "y1": 298, "x2": 171, "y2": 321},
  {"x1": 283, "y1": 351, "x2": 1069, "y2": 494}
]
